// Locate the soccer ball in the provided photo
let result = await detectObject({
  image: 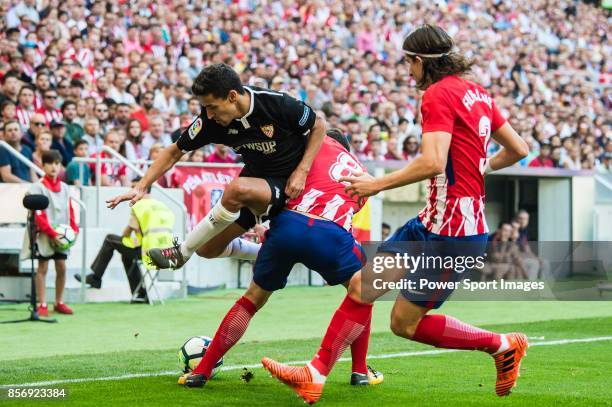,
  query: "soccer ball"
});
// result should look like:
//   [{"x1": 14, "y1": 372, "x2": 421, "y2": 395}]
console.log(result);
[
  {"x1": 178, "y1": 336, "x2": 223, "y2": 378},
  {"x1": 52, "y1": 224, "x2": 77, "y2": 251}
]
